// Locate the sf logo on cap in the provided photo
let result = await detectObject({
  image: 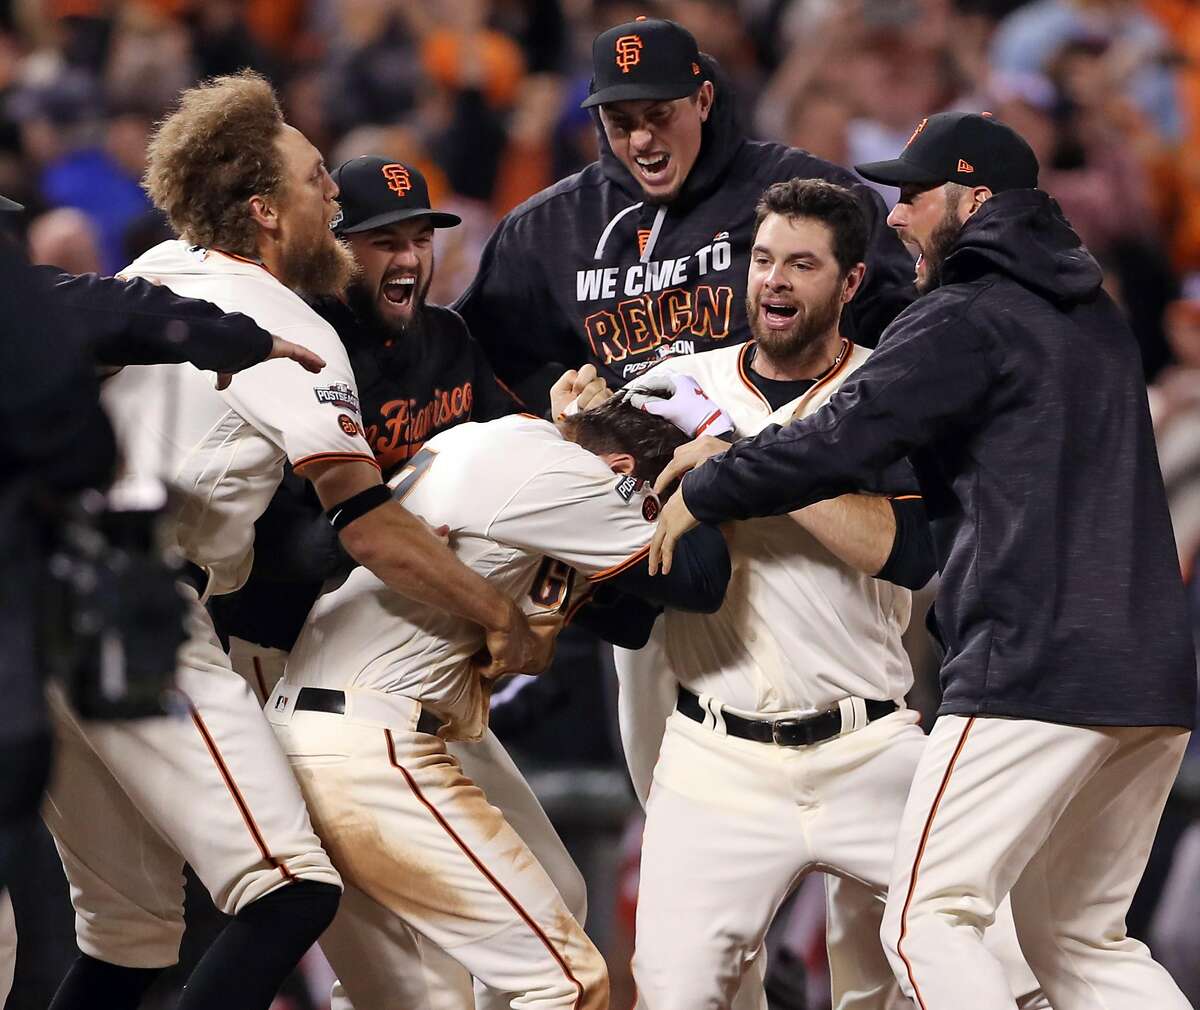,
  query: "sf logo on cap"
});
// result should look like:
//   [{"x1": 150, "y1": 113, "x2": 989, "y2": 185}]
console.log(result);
[
  {"x1": 615, "y1": 34, "x2": 643, "y2": 73},
  {"x1": 382, "y1": 164, "x2": 412, "y2": 197}
]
